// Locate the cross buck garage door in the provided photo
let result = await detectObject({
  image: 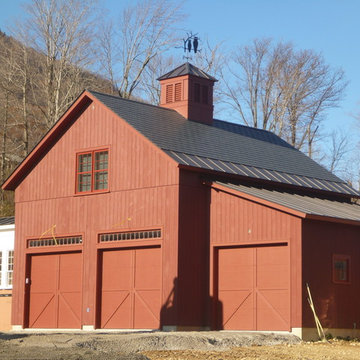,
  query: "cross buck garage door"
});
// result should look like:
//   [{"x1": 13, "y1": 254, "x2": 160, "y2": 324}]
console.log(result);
[
  {"x1": 100, "y1": 246, "x2": 162, "y2": 329},
  {"x1": 27, "y1": 252, "x2": 82, "y2": 328},
  {"x1": 216, "y1": 244, "x2": 290, "y2": 331}
]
